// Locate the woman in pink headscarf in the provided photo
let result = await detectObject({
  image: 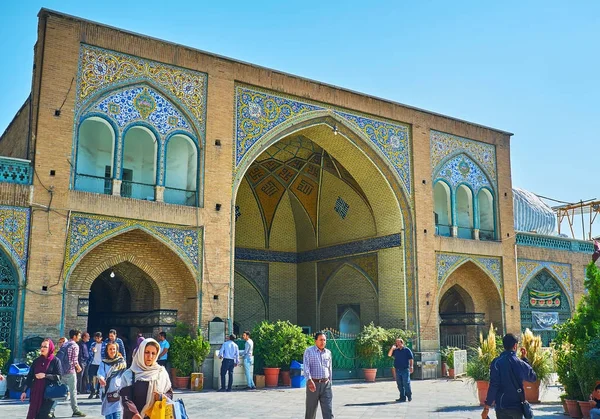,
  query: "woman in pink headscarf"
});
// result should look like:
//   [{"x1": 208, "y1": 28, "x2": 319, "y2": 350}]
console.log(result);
[{"x1": 21, "y1": 338, "x2": 62, "y2": 419}]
